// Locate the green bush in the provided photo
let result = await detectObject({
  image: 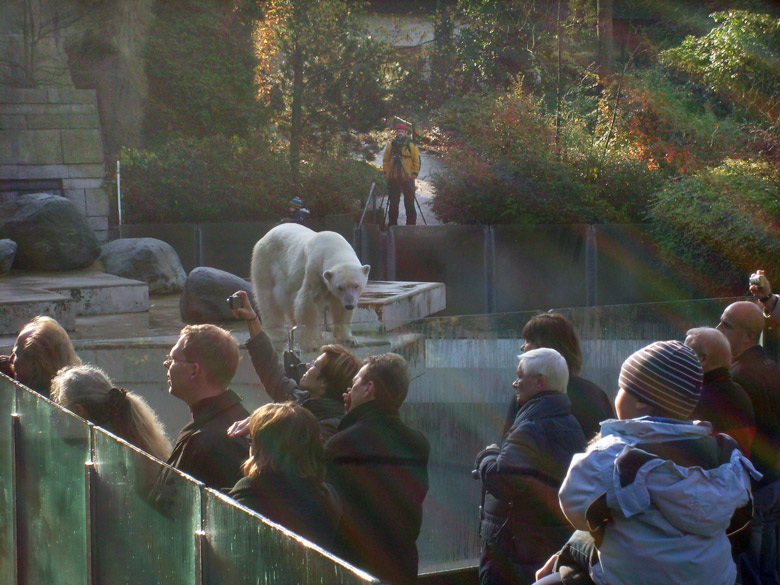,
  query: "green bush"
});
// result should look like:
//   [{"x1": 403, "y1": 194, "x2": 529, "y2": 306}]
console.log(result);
[
  {"x1": 648, "y1": 159, "x2": 780, "y2": 295},
  {"x1": 661, "y1": 10, "x2": 780, "y2": 126},
  {"x1": 431, "y1": 90, "x2": 663, "y2": 224},
  {"x1": 120, "y1": 136, "x2": 381, "y2": 224}
]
